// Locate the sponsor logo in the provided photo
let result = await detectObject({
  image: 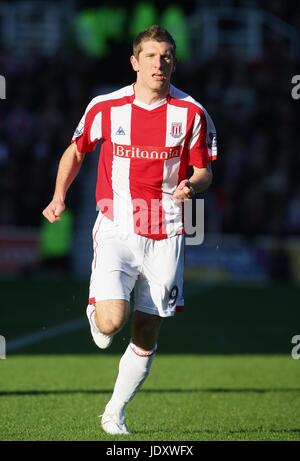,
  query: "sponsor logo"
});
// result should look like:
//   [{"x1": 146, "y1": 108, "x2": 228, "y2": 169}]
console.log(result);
[
  {"x1": 116, "y1": 126, "x2": 125, "y2": 135},
  {"x1": 170, "y1": 122, "x2": 182, "y2": 138},
  {"x1": 113, "y1": 144, "x2": 182, "y2": 160}
]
